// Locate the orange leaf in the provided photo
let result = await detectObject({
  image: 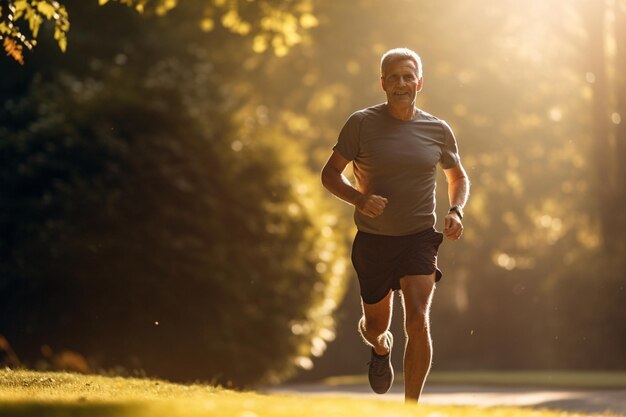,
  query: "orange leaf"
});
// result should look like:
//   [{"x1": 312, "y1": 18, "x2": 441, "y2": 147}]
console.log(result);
[{"x1": 3, "y1": 37, "x2": 25, "y2": 65}]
